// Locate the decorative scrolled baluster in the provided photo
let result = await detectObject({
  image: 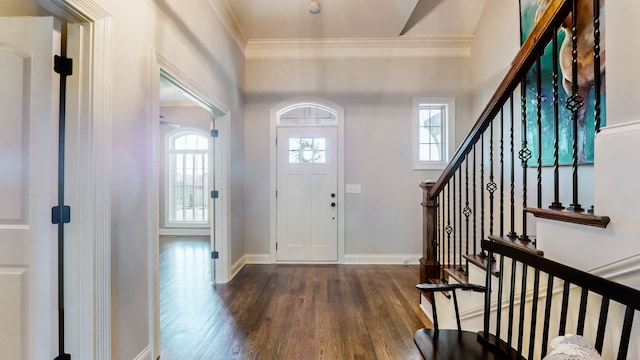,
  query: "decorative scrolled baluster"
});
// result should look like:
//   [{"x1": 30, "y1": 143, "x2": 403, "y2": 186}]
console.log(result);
[
  {"x1": 593, "y1": 0, "x2": 602, "y2": 133},
  {"x1": 519, "y1": 75, "x2": 532, "y2": 241},
  {"x1": 500, "y1": 103, "x2": 505, "y2": 237},
  {"x1": 473, "y1": 144, "x2": 478, "y2": 256},
  {"x1": 458, "y1": 169, "x2": 464, "y2": 272},
  {"x1": 536, "y1": 53, "x2": 543, "y2": 209},
  {"x1": 487, "y1": 120, "x2": 496, "y2": 235},
  {"x1": 567, "y1": 0, "x2": 584, "y2": 212},
  {"x1": 480, "y1": 133, "x2": 487, "y2": 257},
  {"x1": 550, "y1": 28, "x2": 564, "y2": 210},
  {"x1": 508, "y1": 95, "x2": 517, "y2": 237},
  {"x1": 446, "y1": 183, "x2": 452, "y2": 270},
  {"x1": 464, "y1": 155, "x2": 471, "y2": 275}
]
